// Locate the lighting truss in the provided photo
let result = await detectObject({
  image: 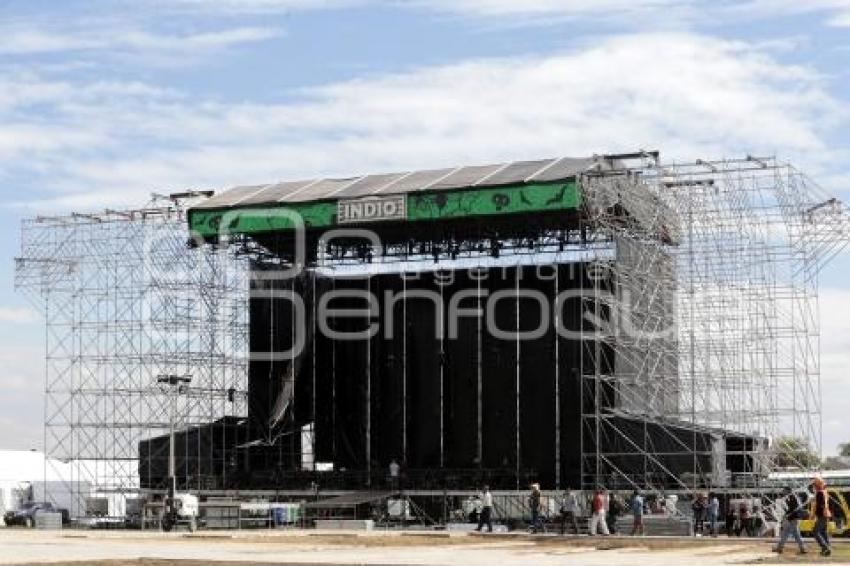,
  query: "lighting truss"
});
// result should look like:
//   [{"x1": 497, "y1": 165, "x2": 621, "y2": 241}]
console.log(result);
[{"x1": 15, "y1": 198, "x2": 252, "y2": 516}]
